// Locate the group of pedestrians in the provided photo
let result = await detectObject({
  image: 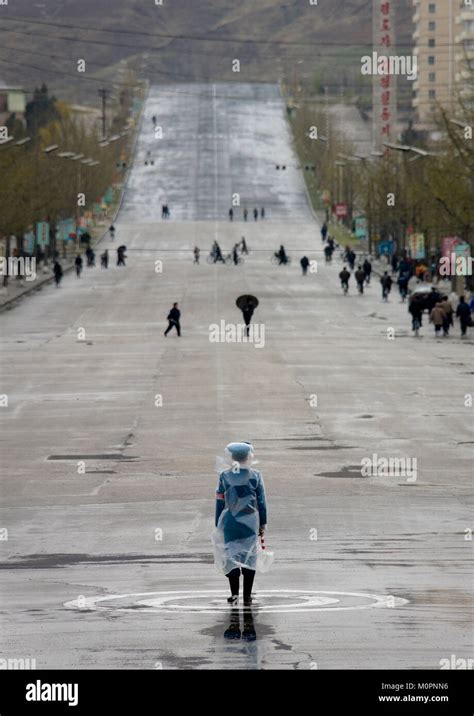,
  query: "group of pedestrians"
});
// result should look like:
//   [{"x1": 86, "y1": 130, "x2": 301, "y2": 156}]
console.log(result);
[
  {"x1": 202, "y1": 238, "x2": 249, "y2": 265},
  {"x1": 336, "y1": 247, "x2": 471, "y2": 338},
  {"x1": 338, "y1": 258, "x2": 373, "y2": 295},
  {"x1": 412, "y1": 287, "x2": 472, "y2": 338},
  {"x1": 229, "y1": 207, "x2": 264, "y2": 222},
  {"x1": 73, "y1": 245, "x2": 126, "y2": 278}
]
